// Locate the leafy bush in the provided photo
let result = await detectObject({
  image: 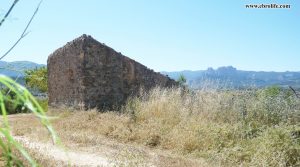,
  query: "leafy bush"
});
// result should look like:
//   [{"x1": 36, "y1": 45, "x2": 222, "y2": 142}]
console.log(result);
[
  {"x1": 25, "y1": 67, "x2": 48, "y2": 93},
  {"x1": 0, "y1": 88, "x2": 48, "y2": 114},
  {"x1": 1, "y1": 88, "x2": 29, "y2": 114}
]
